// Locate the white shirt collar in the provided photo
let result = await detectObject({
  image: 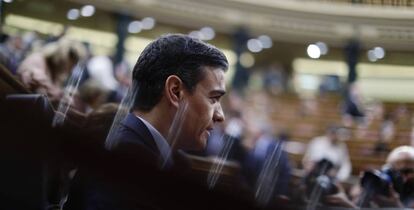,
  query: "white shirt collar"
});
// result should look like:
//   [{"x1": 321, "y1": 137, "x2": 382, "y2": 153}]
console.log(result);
[{"x1": 135, "y1": 115, "x2": 173, "y2": 168}]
